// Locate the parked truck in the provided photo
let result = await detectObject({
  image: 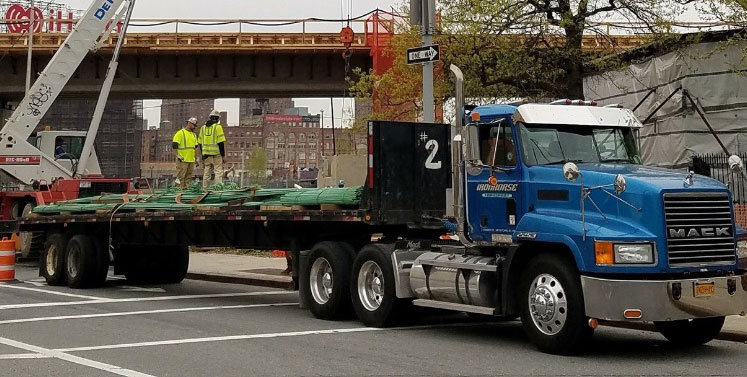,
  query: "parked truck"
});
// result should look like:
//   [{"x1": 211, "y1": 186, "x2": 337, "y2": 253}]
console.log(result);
[{"x1": 21, "y1": 65, "x2": 747, "y2": 354}]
